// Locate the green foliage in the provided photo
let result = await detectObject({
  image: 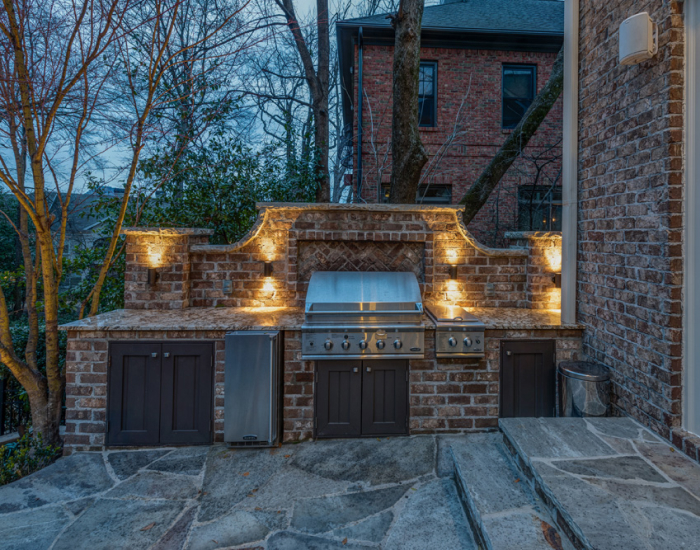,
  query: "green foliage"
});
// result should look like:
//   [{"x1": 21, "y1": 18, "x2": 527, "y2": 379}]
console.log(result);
[
  {"x1": 0, "y1": 193, "x2": 19, "y2": 272},
  {"x1": 0, "y1": 434, "x2": 62, "y2": 486},
  {"x1": 137, "y1": 134, "x2": 318, "y2": 244}
]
